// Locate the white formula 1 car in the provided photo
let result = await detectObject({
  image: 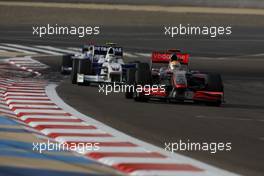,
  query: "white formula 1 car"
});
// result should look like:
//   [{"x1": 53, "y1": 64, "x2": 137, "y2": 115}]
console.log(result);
[{"x1": 69, "y1": 44, "x2": 134, "y2": 85}]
